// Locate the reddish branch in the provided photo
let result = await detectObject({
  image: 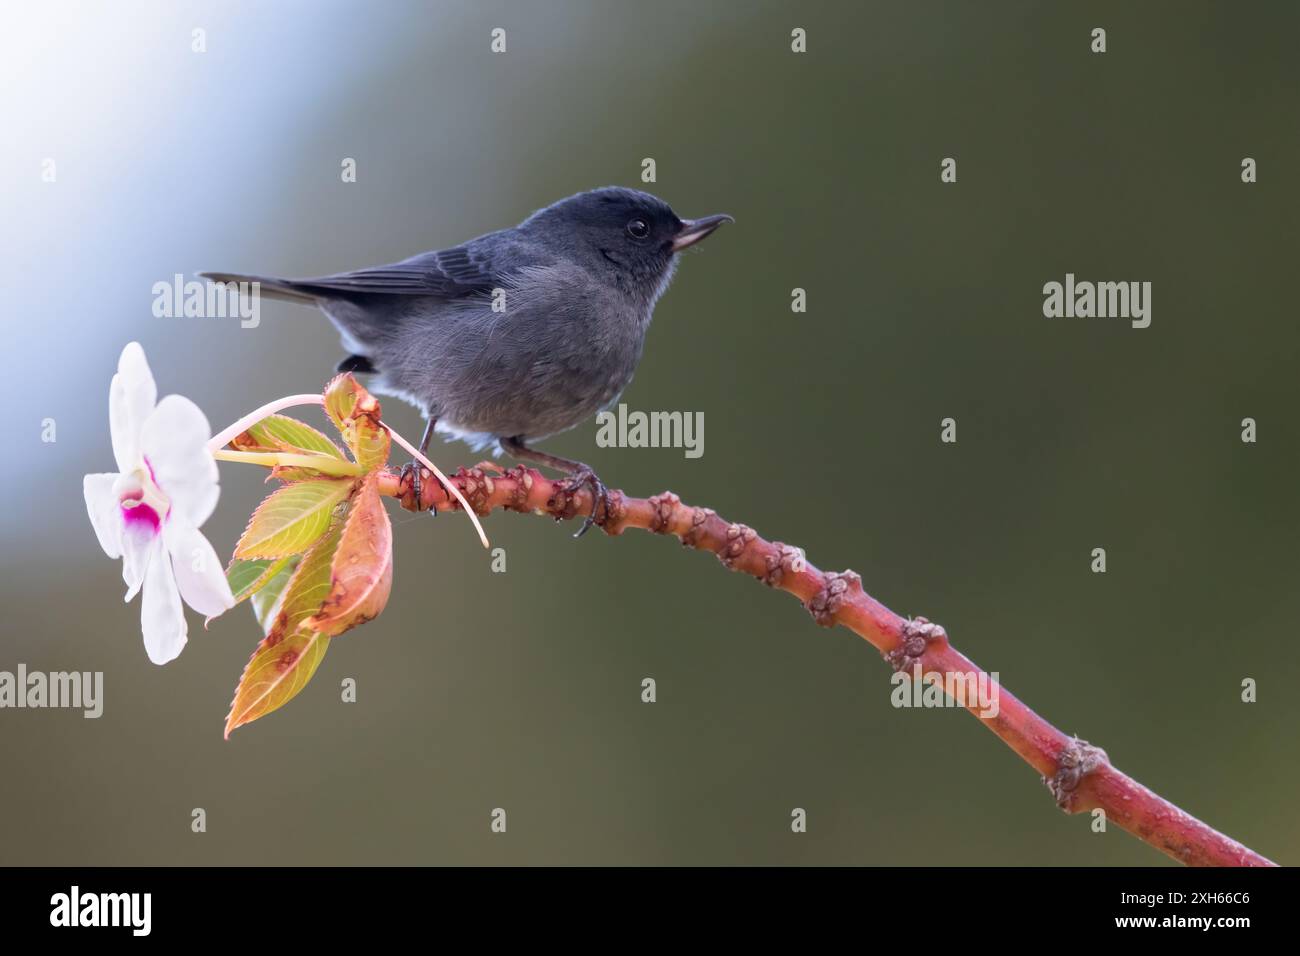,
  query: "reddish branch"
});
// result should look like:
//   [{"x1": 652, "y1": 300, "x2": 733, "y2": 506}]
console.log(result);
[{"x1": 375, "y1": 463, "x2": 1276, "y2": 867}]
